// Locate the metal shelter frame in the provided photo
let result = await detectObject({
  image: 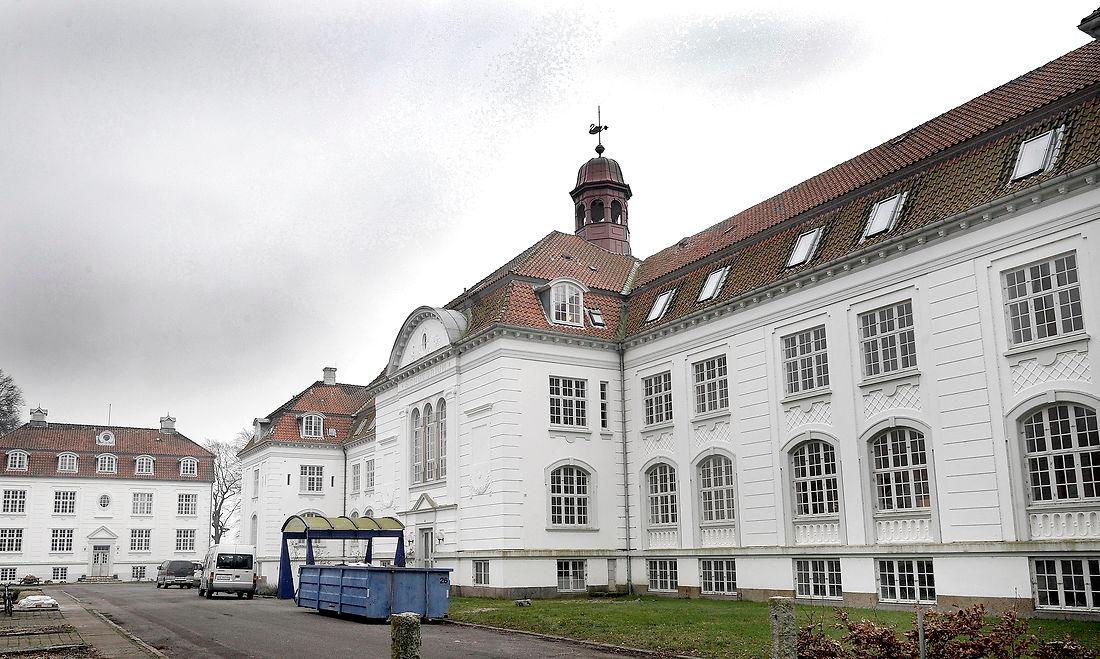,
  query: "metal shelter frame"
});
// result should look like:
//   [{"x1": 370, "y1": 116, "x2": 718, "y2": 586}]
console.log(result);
[{"x1": 277, "y1": 514, "x2": 406, "y2": 599}]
